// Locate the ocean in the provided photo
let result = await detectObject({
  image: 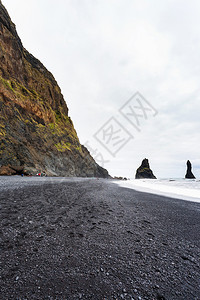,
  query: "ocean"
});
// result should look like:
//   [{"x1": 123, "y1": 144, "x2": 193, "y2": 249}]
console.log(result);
[{"x1": 115, "y1": 178, "x2": 200, "y2": 203}]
